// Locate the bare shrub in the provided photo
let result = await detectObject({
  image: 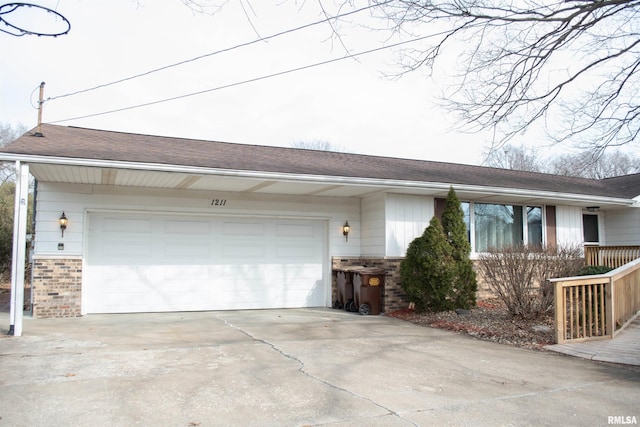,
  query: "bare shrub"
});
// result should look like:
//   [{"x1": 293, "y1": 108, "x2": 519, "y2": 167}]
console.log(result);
[{"x1": 478, "y1": 245, "x2": 584, "y2": 319}]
